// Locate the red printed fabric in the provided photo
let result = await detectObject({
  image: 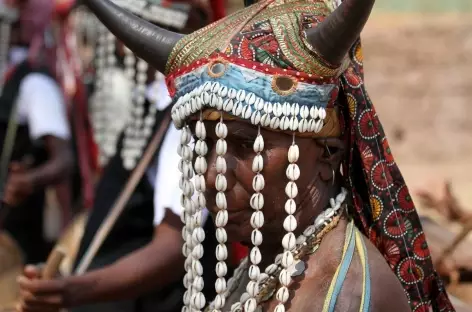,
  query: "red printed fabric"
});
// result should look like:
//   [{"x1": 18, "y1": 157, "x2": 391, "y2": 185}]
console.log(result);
[{"x1": 340, "y1": 39, "x2": 454, "y2": 312}]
